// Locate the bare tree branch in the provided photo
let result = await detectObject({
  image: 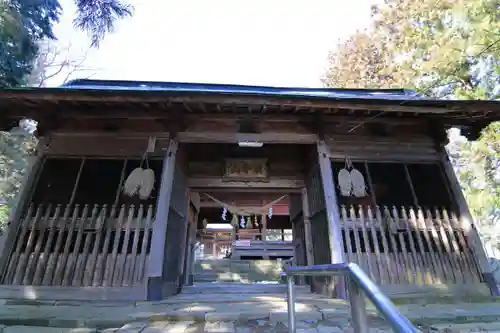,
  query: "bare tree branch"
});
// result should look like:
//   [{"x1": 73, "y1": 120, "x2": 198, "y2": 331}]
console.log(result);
[{"x1": 27, "y1": 40, "x2": 98, "y2": 87}]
